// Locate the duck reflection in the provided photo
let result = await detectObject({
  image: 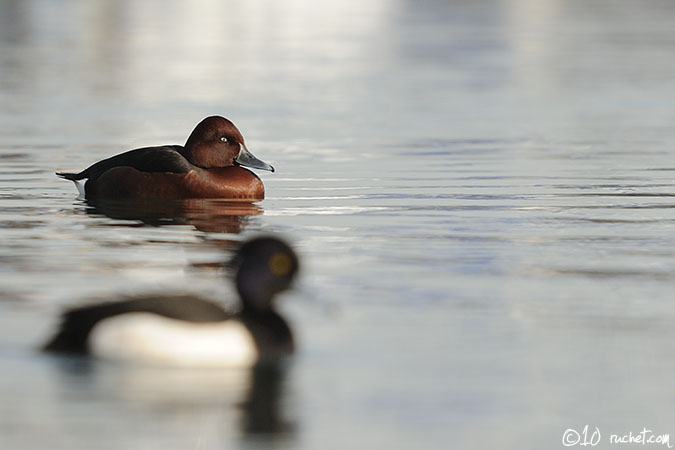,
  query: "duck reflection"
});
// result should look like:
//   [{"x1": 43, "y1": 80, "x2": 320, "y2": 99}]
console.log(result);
[
  {"x1": 240, "y1": 362, "x2": 296, "y2": 436},
  {"x1": 47, "y1": 356, "x2": 297, "y2": 441},
  {"x1": 84, "y1": 198, "x2": 263, "y2": 234}
]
